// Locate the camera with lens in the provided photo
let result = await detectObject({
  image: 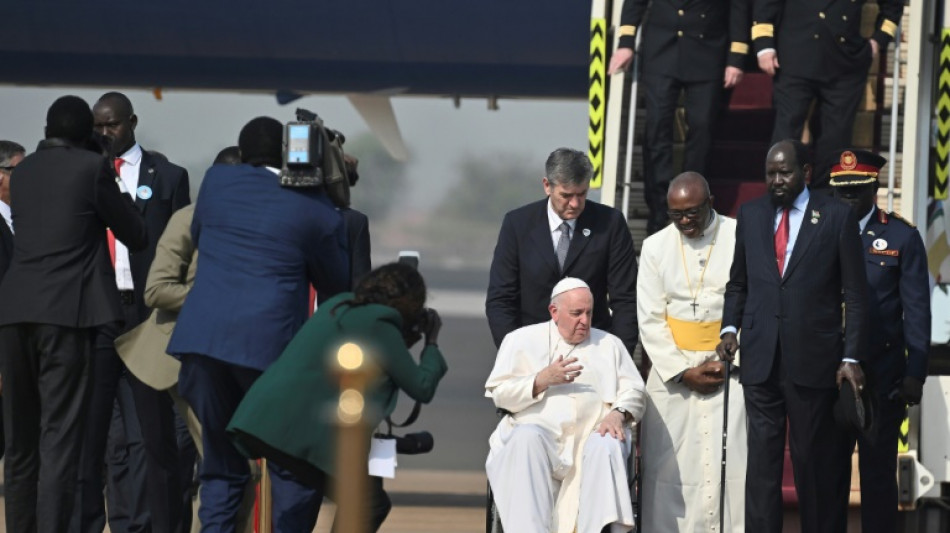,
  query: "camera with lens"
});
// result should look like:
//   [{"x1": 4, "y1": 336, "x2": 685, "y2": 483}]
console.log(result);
[
  {"x1": 372, "y1": 250, "x2": 434, "y2": 455},
  {"x1": 375, "y1": 414, "x2": 434, "y2": 456},
  {"x1": 280, "y1": 108, "x2": 352, "y2": 208}
]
